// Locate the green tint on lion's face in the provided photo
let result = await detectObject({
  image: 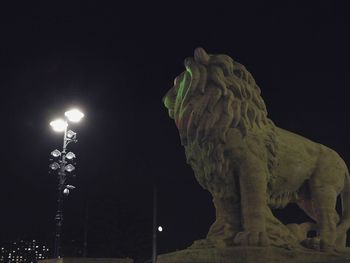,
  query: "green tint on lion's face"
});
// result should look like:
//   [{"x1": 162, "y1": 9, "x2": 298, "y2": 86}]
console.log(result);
[{"x1": 163, "y1": 89, "x2": 176, "y2": 119}]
